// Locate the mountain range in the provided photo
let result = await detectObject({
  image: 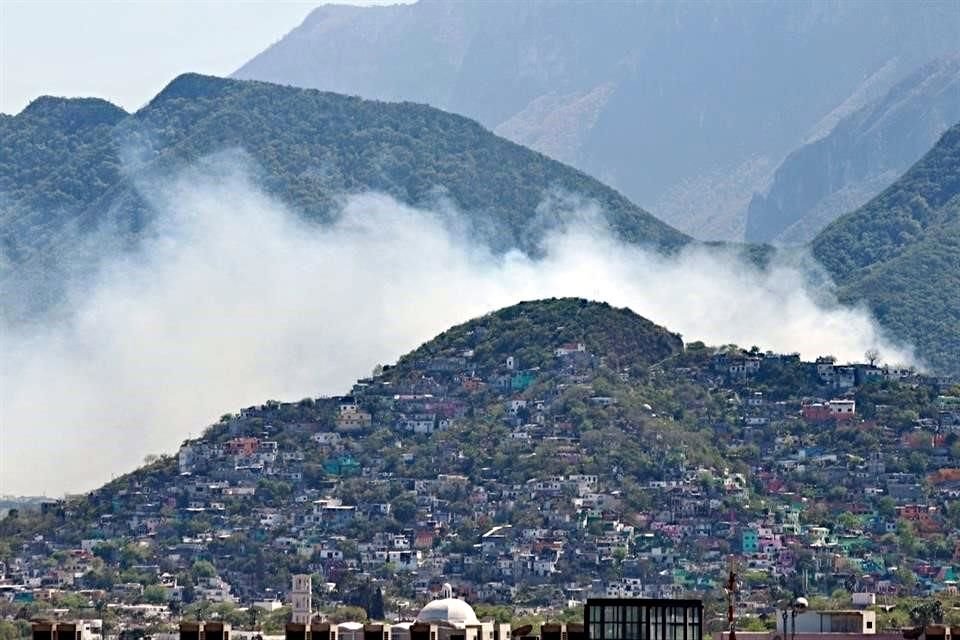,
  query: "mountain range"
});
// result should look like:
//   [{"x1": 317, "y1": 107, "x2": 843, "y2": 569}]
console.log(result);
[
  {"x1": 234, "y1": 0, "x2": 960, "y2": 241},
  {"x1": 3, "y1": 71, "x2": 960, "y2": 376},
  {"x1": 0, "y1": 73, "x2": 686, "y2": 320},
  {"x1": 4, "y1": 3, "x2": 960, "y2": 623}
]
